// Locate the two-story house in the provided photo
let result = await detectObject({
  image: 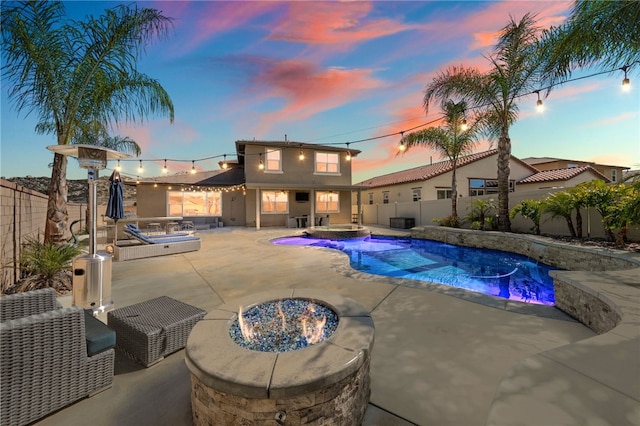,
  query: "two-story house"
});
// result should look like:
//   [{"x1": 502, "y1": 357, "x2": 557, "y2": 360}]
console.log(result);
[
  {"x1": 131, "y1": 140, "x2": 363, "y2": 229},
  {"x1": 521, "y1": 157, "x2": 629, "y2": 183}
]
